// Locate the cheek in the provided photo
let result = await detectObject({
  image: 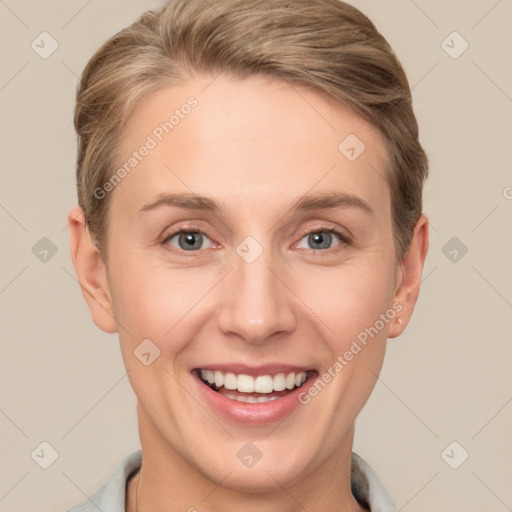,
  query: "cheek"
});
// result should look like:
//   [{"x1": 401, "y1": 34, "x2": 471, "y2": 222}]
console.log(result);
[
  {"x1": 108, "y1": 257, "x2": 192, "y2": 335},
  {"x1": 296, "y1": 258, "x2": 396, "y2": 343},
  {"x1": 108, "y1": 257, "x2": 220, "y2": 375}
]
